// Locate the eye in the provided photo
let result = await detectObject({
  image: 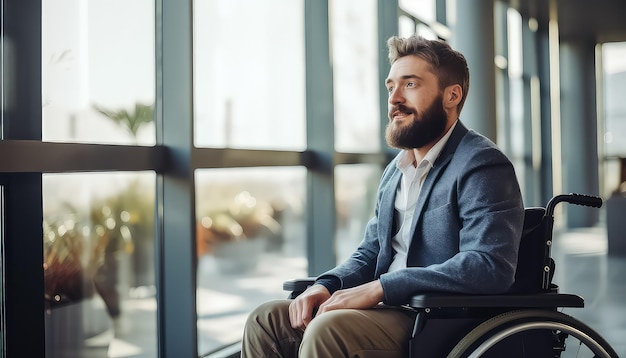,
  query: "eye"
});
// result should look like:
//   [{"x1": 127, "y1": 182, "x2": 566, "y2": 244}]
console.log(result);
[
  {"x1": 406, "y1": 81, "x2": 416, "y2": 88},
  {"x1": 386, "y1": 86, "x2": 394, "y2": 94}
]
